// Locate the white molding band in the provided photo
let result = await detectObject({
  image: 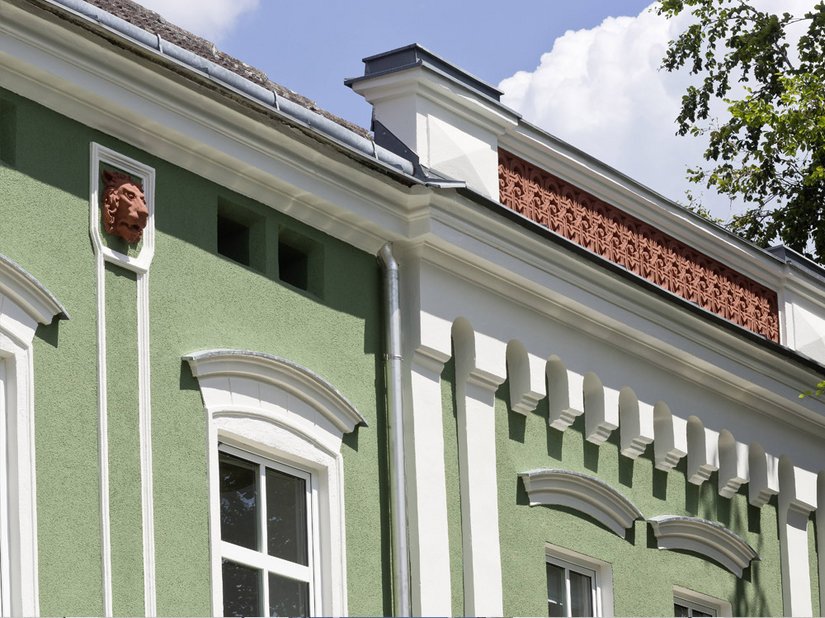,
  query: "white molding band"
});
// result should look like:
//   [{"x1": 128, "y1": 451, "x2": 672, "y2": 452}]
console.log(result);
[
  {"x1": 89, "y1": 145, "x2": 157, "y2": 616},
  {"x1": 454, "y1": 322, "x2": 506, "y2": 616},
  {"x1": 647, "y1": 515, "x2": 759, "y2": 578},
  {"x1": 402, "y1": 347, "x2": 453, "y2": 616},
  {"x1": 519, "y1": 469, "x2": 643, "y2": 537},
  {"x1": 93, "y1": 253, "x2": 113, "y2": 617},
  {"x1": 183, "y1": 349, "x2": 367, "y2": 434},
  {"x1": 184, "y1": 350, "x2": 359, "y2": 617},
  {"x1": 0, "y1": 253, "x2": 67, "y2": 617},
  {"x1": 136, "y1": 274, "x2": 155, "y2": 616},
  {"x1": 0, "y1": 254, "x2": 68, "y2": 332},
  {"x1": 89, "y1": 143, "x2": 156, "y2": 274}
]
